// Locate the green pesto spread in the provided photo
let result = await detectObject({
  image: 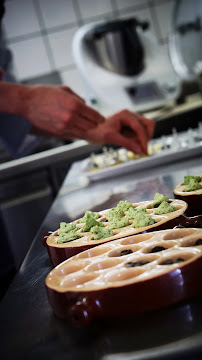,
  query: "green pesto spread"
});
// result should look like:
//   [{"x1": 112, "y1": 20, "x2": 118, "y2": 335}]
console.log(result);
[
  {"x1": 83, "y1": 213, "x2": 104, "y2": 232},
  {"x1": 106, "y1": 200, "x2": 133, "y2": 221},
  {"x1": 57, "y1": 230, "x2": 82, "y2": 243},
  {"x1": 79, "y1": 210, "x2": 99, "y2": 223},
  {"x1": 132, "y1": 213, "x2": 155, "y2": 228},
  {"x1": 108, "y1": 217, "x2": 129, "y2": 230},
  {"x1": 183, "y1": 178, "x2": 202, "y2": 192},
  {"x1": 126, "y1": 207, "x2": 147, "y2": 220},
  {"x1": 154, "y1": 201, "x2": 176, "y2": 215},
  {"x1": 57, "y1": 221, "x2": 82, "y2": 243},
  {"x1": 183, "y1": 175, "x2": 201, "y2": 185},
  {"x1": 91, "y1": 225, "x2": 113, "y2": 240},
  {"x1": 57, "y1": 222, "x2": 77, "y2": 235},
  {"x1": 125, "y1": 206, "x2": 138, "y2": 220},
  {"x1": 117, "y1": 200, "x2": 133, "y2": 212},
  {"x1": 106, "y1": 207, "x2": 125, "y2": 221},
  {"x1": 152, "y1": 193, "x2": 169, "y2": 207}
]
